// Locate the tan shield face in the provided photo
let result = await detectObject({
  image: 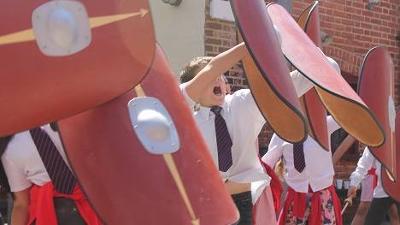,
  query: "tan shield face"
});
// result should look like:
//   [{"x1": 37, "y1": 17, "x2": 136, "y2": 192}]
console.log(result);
[
  {"x1": 58, "y1": 46, "x2": 239, "y2": 225},
  {"x1": 230, "y1": 0, "x2": 307, "y2": 143},
  {"x1": 358, "y1": 46, "x2": 397, "y2": 185},
  {"x1": 382, "y1": 111, "x2": 400, "y2": 202},
  {"x1": 297, "y1": 1, "x2": 329, "y2": 150},
  {"x1": 267, "y1": 3, "x2": 384, "y2": 148},
  {"x1": 0, "y1": 0, "x2": 155, "y2": 136}
]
